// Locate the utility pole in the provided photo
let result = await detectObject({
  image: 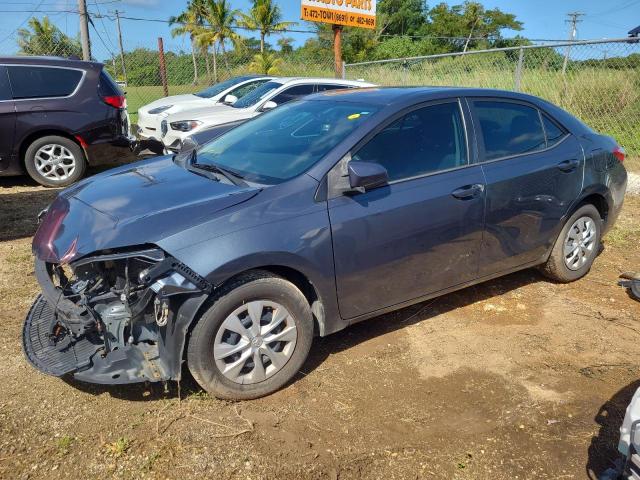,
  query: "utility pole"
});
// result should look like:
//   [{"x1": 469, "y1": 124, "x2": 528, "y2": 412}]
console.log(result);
[
  {"x1": 332, "y1": 24, "x2": 343, "y2": 79},
  {"x1": 77, "y1": 0, "x2": 91, "y2": 60},
  {"x1": 158, "y1": 37, "x2": 169, "y2": 97},
  {"x1": 562, "y1": 11, "x2": 583, "y2": 75},
  {"x1": 114, "y1": 10, "x2": 128, "y2": 85}
]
